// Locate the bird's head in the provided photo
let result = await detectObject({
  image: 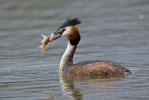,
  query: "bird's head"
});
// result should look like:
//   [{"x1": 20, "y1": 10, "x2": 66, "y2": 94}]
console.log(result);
[
  {"x1": 39, "y1": 18, "x2": 81, "y2": 53},
  {"x1": 49, "y1": 18, "x2": 81, "y2": 45}
]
